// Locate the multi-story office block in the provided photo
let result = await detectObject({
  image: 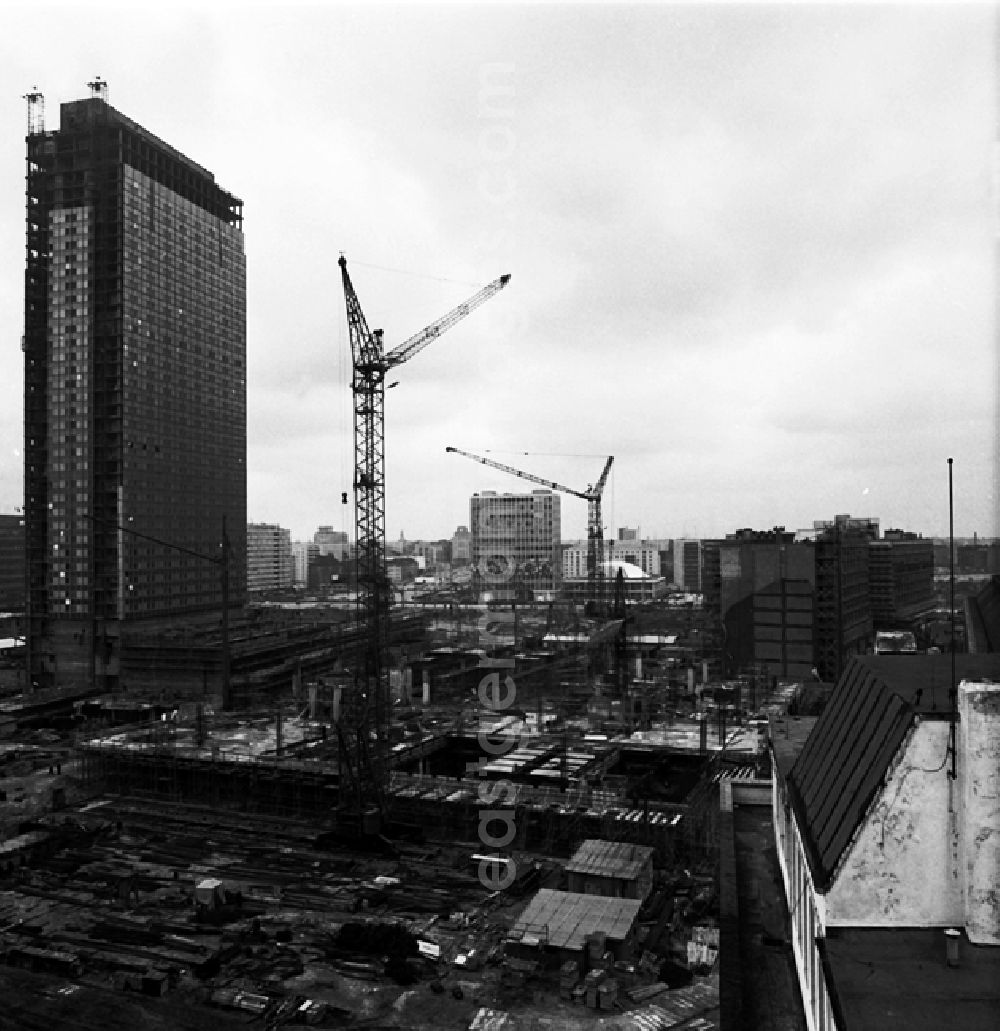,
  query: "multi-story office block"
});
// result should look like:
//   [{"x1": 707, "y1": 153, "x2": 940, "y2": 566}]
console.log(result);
[
  {"x1": 715, "y1": 520, "x2": 875, "y2": 681},
  {"x1": 718, "y1": 528, "x2": 802, "y2": 675},
  {"x1": 291, "y1": 541, "x2": 318, "y2": 587},
  {"x1": 672, "y1": 539, "x2": 703, "y2": 591},
  {"x1": 812, "y1": 514, "x2": 880, "y2": 539},
  {"x1": 247, "y1": 524, "x2": 293, "y2": 593},
  {"x1": 451, "y1": 525, "x2": 472, "y2": 566},
  {"x1": 470, "y1": 491, "x2": 561, "y2": 602},
  {"x1": 313, "y1": 526, "x2": 349, "y2": 558},
  {"x1": 813, "y1": 518, "x2": 875, "y2": 681},
  {"x1": 701, "y1": 540, "x2": 721, "y2": 608},
  {"x1": 563, "y1": 539, "x2": 661, "y2": 579},
  {"x1": 23, "y1": 92, "x2": 246, "y2": 691},
  {"x1": 868, "y1": 530, "x2": 936, "y2": 629}
]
